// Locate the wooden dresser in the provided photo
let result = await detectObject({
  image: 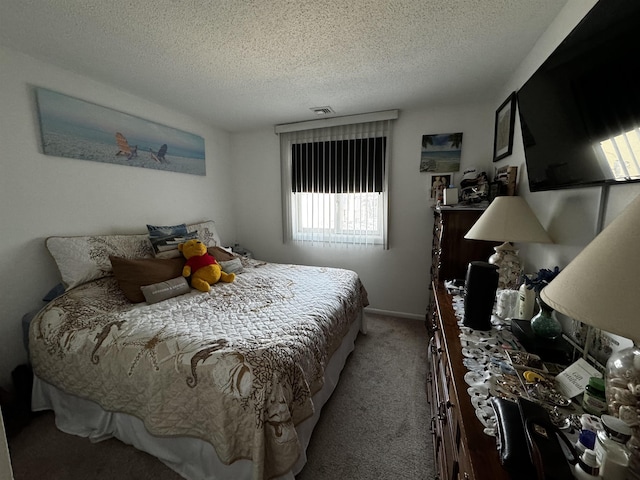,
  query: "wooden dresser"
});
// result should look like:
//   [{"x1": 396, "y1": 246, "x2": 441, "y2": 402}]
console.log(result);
[
  {"x1": 427, "y1": 283, "x2": 510, "y2": 480},
  {"x1": 430, "y1": 205, "x2": 497, "y2": 287},
  {"x1": 428, "y1": 205, "x2": 498, "y2": 329},
  {"x1": 427, "y1": 205, "x2": 505, "y2": 480}
]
